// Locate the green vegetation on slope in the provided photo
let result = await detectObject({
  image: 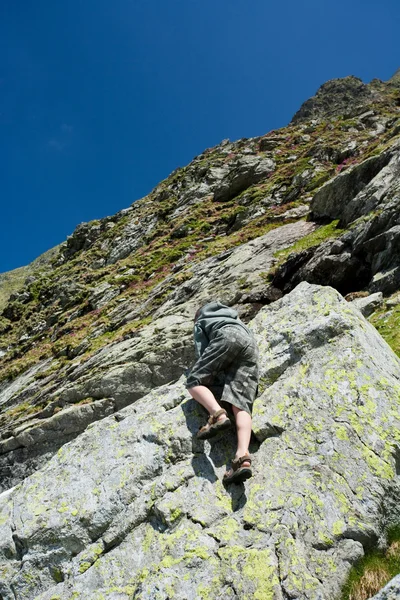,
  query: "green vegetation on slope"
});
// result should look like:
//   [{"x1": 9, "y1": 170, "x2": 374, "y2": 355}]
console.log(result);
[
  {"x1": 0, "y1": 246, "x2": 59, "y2": 312},
  {"x1": 275, "y1": 219, "x2": 345, "y2": 260},
  {"x1": 370, "y1": 301, "x2": 400, "y2": 358},
  {"x1": 0, "y1": 267, "x2": 28, "y2": 313},
  {"x1": 341, "y1": 528, "x2": 400, "y2": 600}
]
